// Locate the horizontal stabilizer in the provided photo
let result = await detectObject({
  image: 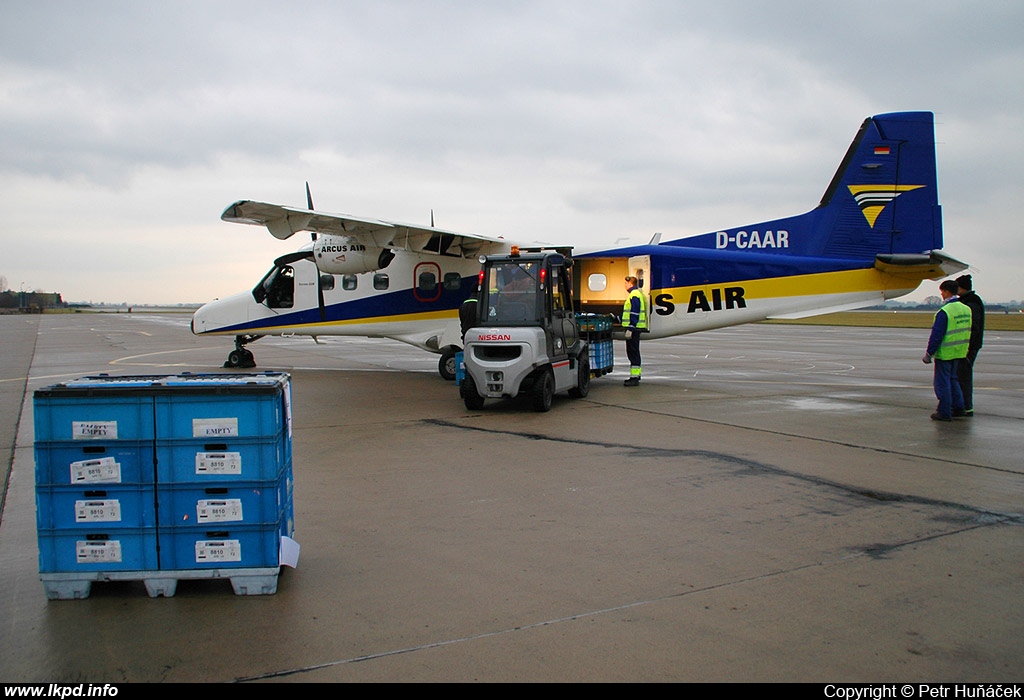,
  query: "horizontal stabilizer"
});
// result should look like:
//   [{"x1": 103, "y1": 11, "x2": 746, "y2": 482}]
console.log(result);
[{"x1": 874, "y1": 251, "x2": 968, "y2": 280}]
